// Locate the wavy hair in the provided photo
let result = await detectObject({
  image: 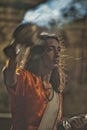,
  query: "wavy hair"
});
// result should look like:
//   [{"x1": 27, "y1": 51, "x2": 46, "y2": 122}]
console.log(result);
[{"x1": 24, "y1": 32, "x2": 65, "y2": 93}]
